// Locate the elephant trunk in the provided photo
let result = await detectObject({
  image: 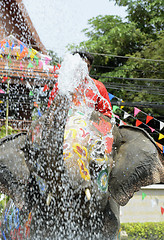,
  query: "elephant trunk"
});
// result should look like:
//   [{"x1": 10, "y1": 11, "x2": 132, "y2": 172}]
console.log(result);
[{"x1": 24, "y1": 93, "x2": 70, "y2": 206}]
